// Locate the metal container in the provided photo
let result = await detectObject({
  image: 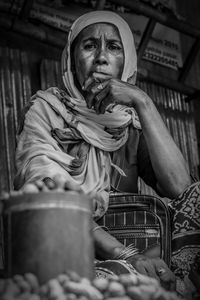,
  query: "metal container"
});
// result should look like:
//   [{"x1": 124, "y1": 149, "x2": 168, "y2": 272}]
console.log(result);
[{"x1": 2, "y1": 191, "x2": 94, "y2": 283}]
